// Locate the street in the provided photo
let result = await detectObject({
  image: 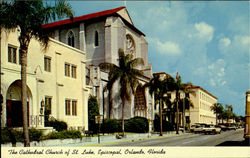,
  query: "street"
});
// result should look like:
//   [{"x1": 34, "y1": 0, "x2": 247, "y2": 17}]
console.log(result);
[{"x1": 100, "y1": 129, "x2": 249, "y2": 146}]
